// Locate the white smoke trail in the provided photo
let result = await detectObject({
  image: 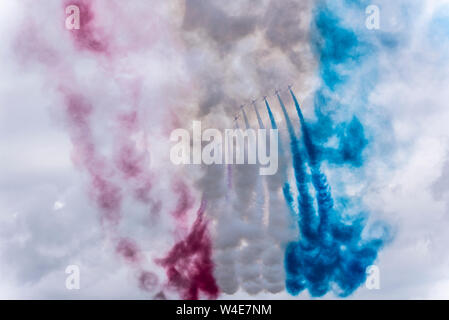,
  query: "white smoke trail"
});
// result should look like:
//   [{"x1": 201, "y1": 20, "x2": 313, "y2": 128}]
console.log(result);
[{"x1": 179, "y1": 0, "x2": 315, "y2": 295}]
